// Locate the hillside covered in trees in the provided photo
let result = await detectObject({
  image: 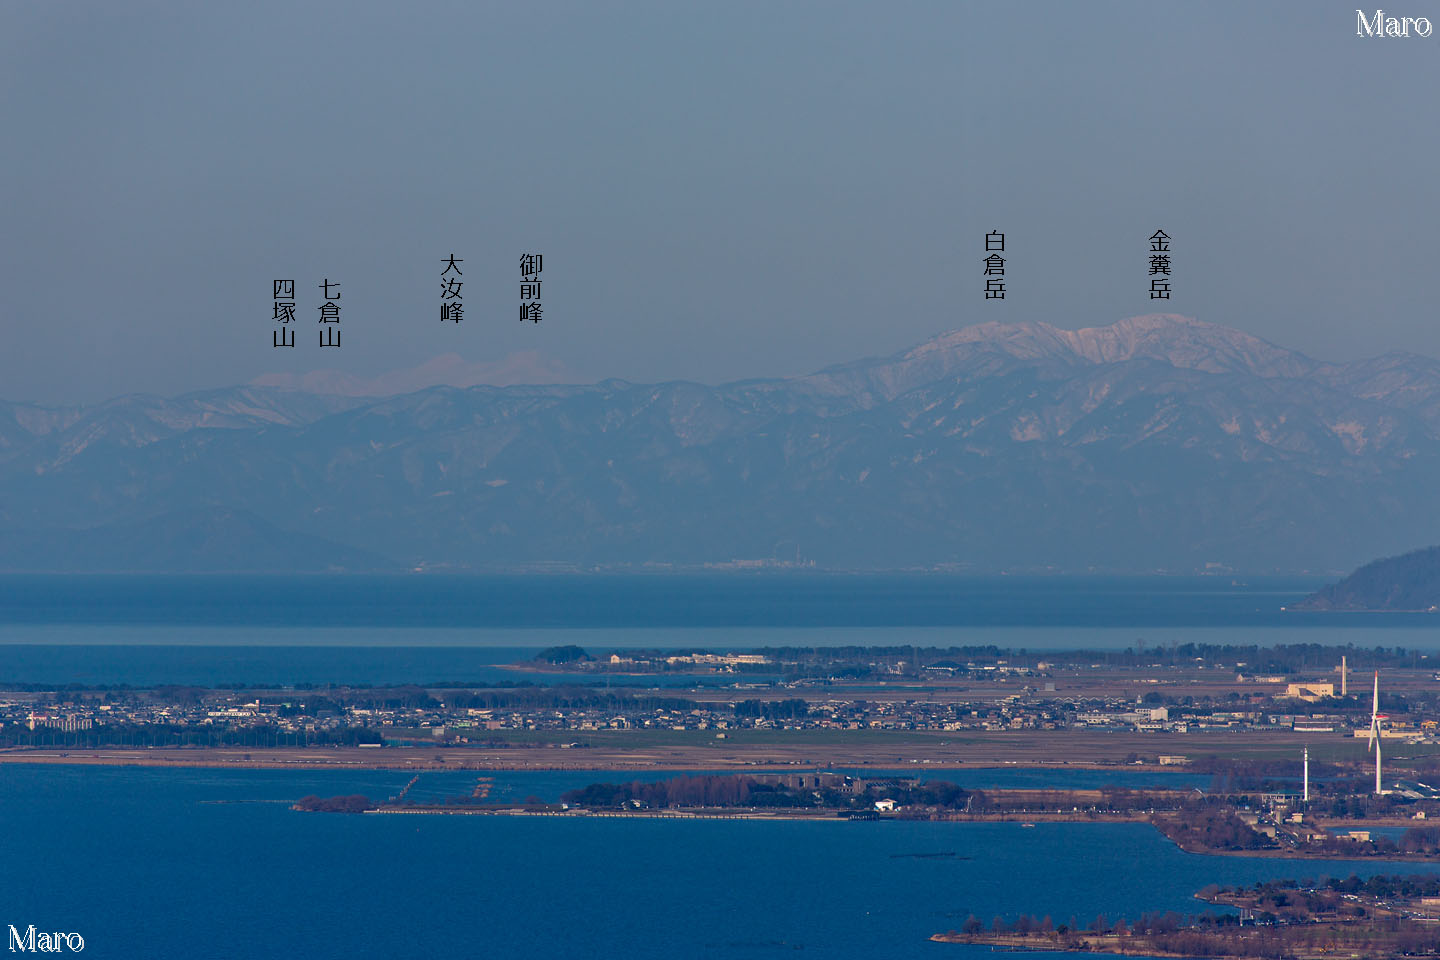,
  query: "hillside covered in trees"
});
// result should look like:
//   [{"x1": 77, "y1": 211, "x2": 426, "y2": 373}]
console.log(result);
[{"x1": 1299, "y1": 546, "x2": 1440, "y2": 611}]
